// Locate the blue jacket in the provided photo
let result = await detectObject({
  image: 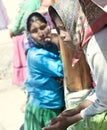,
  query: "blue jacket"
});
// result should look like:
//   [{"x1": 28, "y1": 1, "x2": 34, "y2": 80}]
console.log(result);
[
  {"x1": 25, "y1": 45, "x2": 64, "y2": 109},
  {"x1": 24, "y1": 12, "x2": 64, "y2": 109}
]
